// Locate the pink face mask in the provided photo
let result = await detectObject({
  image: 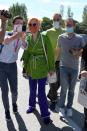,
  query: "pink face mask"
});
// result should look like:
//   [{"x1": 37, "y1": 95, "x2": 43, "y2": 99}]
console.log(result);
[{"x1": 13, "y1": 24, "x2": 22, "y2": 32}]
